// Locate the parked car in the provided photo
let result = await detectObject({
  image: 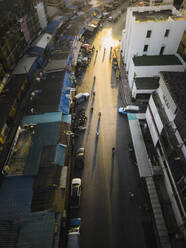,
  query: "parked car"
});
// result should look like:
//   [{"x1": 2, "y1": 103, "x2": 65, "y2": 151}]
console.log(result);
[
  {"x1": 119, "y1": 105, "x2": 139, "y2": 114},
  {"x1": 108, "y1": 16, "x2": 113, "y2": 22},
  {"x1": 70, "y1": 178, "x2": 81, "y2": 208},
  {"x1": 69, "y1": 218, "x2": 81, "y2": 233},
  {"x1": 73, "y1": 93, "x2": 89, "y2": 104},
  {"x1": 67, "y1": 218, "x2": 81, "y2": 248},
  {"x1": 75, "y1": 148, "x2": 85, "y2": 169},
  {"x1": 102, "y1": 12, "x2": 110, "y2": 19}
]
